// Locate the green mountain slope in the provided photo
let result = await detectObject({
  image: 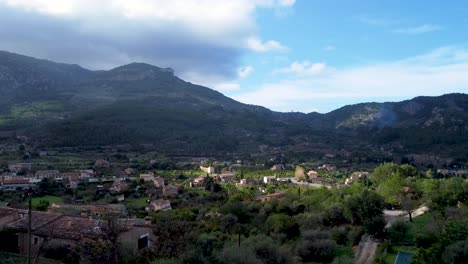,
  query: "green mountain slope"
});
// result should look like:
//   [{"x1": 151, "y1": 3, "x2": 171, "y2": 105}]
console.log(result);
[{"x1": 1, "y1": 50, "x2": 468, "y2": 158}]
